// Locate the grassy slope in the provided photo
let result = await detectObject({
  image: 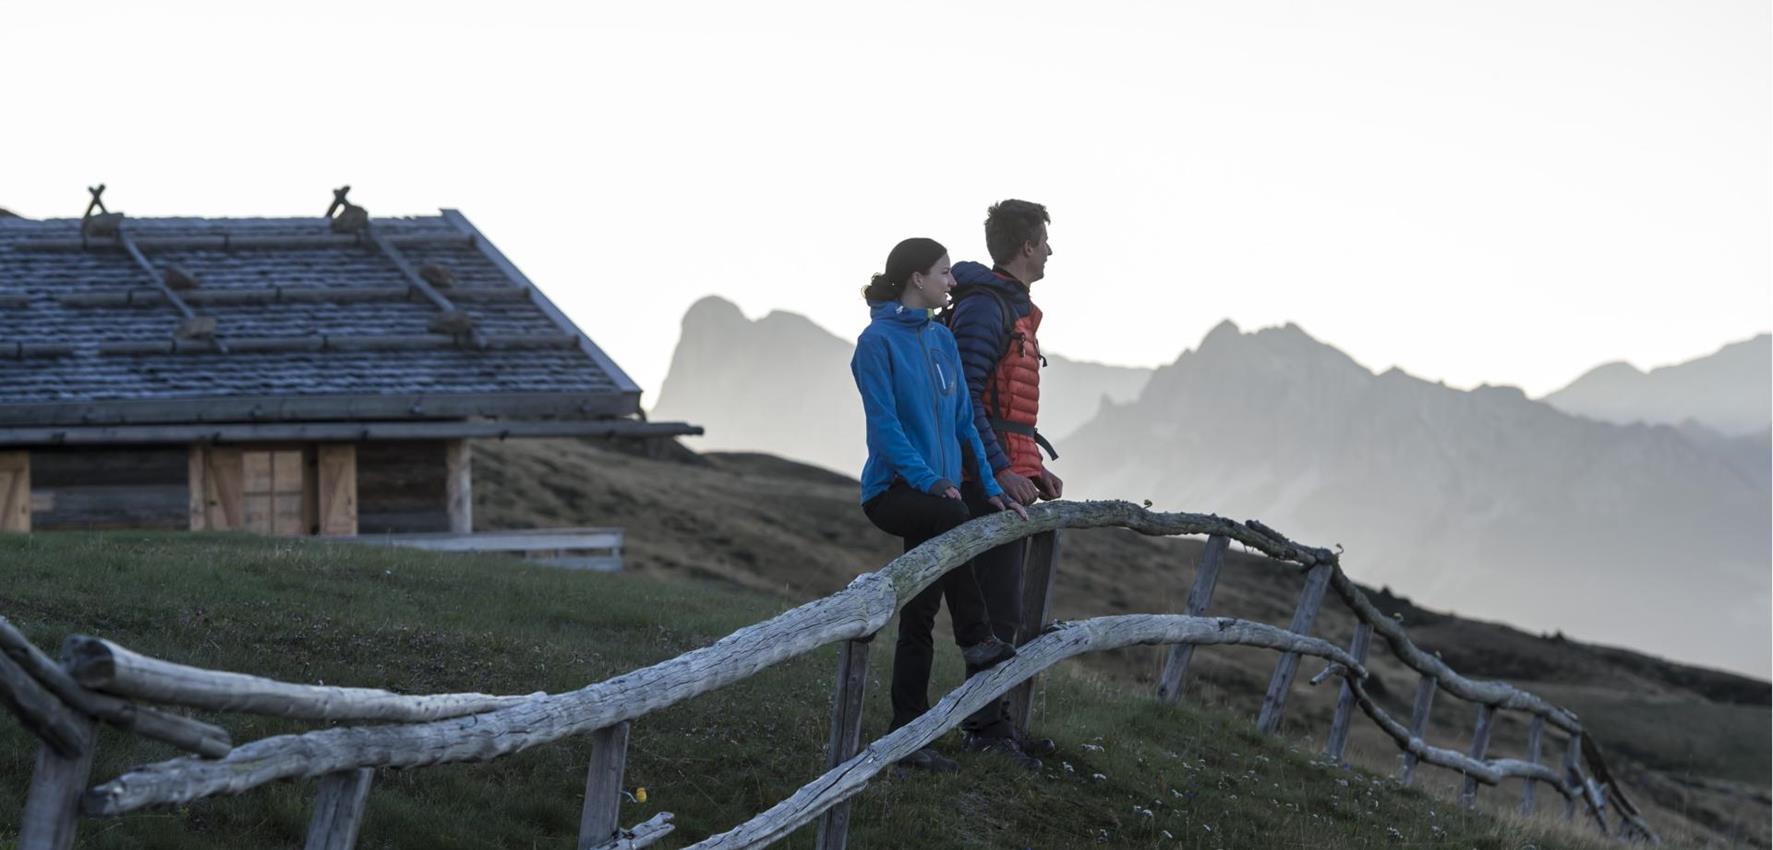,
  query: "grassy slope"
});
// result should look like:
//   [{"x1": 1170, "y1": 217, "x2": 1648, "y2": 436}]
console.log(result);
[
  {"x1": 474, "y1": 437, "x2": 1770, "y2": 848},
  {"x1": 0, "y1": 533, "x2": 1629, "y2": 850}
]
